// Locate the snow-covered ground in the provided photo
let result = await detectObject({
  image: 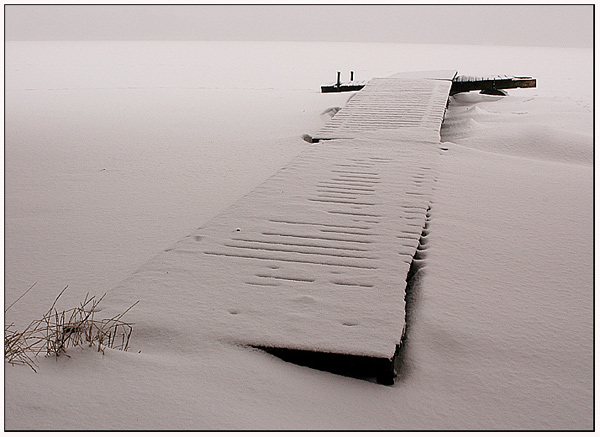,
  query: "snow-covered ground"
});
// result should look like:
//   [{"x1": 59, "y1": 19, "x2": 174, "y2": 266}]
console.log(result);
[{"x1": 4, "y1": 41, "x2": 593, "y2": 429}]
